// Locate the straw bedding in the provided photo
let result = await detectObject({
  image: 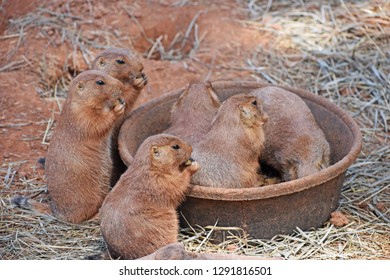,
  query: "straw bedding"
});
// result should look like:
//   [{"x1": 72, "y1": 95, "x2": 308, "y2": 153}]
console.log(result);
[{"x1": 0, "y1": 0, "x2": 388, "y2": 259}]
